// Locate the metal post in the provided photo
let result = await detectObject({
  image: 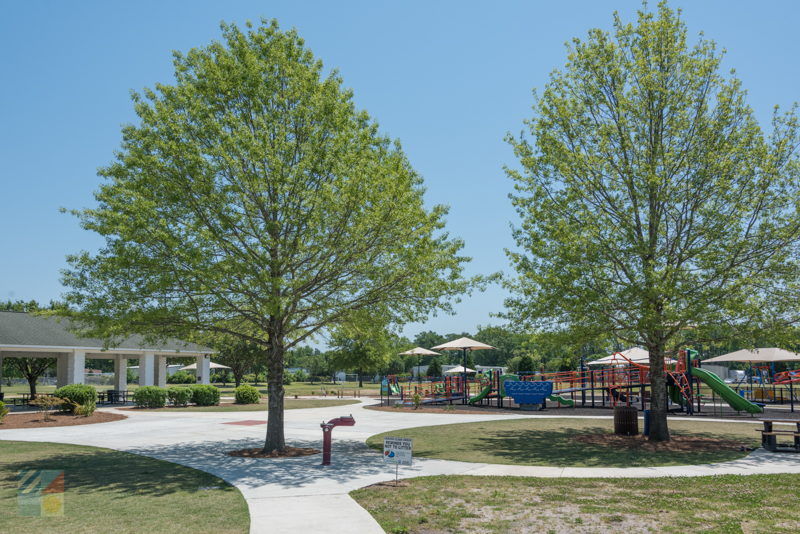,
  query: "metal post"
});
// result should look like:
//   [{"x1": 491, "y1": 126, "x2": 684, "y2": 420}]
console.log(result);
[
  {"x1": 685, "y1": 349, "x2": 694, "y2": 416},
  {"x1": 580, "y1": 354, "x2": 587, "y2": 407},
  {"x1": 462, "y1": 348, "x2": 467, "y2": 404},
  {"x1": 791, "y1": 381, "x2": 795, "y2": 413}
]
